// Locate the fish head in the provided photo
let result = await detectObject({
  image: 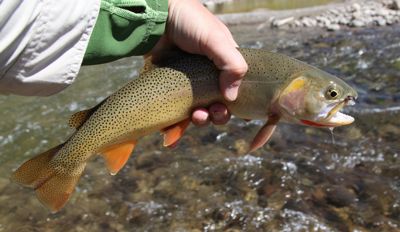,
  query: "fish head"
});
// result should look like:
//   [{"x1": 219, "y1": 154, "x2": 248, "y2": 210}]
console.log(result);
[{"x1": 277, "y1": 69, "x2": 357, "y2": 127}]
